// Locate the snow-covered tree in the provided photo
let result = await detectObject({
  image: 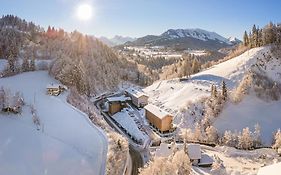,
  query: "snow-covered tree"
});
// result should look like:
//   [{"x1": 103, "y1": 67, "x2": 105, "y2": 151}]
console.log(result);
[
  {"x1": 253, "y1": 123, "x2": 262, "y2": 148},
  {"x1": 0, "y1": 87, "x2": 5, "y2": 108},
  {"x1": 180, "y1": 128, "x2": 193, "y2": 152},
  {"x1": 206, "y1": 126, "x2": 218, "y2": 143},
  {"x1": 139, "y1": 150, "x2": 191, "y2": 175},
  {"x1": 273, "y1": 129, "x2": 281, "y2": 150},
  {"x1": 222, "y1": 130, "x2": 238, "y2": 147},
  {"x1": 238, "y1": 127, "x2": 253, "y2": 150},
  {"x1": 139, "y1": 157, "x2": 174, "y2": 175},
  {"x1": 211, "y1": 155, "x2": 227, "y2": 175},
  {"x1": 193, "y1": 122, "x2": 203, "y2": 142},
  {"x1": 172, "y1": 150, "x2": 191, "y2": 175}
]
